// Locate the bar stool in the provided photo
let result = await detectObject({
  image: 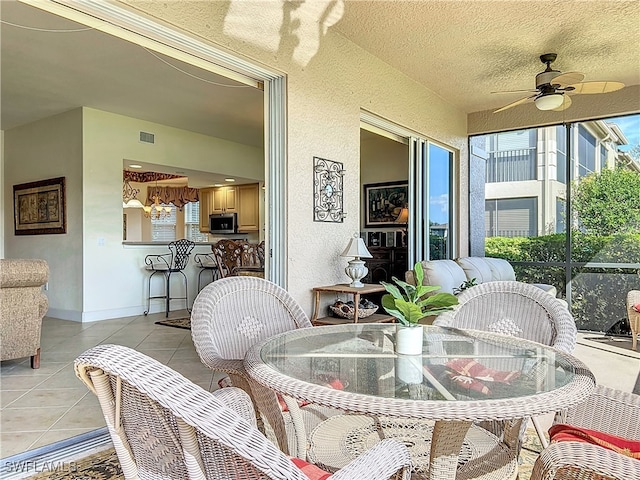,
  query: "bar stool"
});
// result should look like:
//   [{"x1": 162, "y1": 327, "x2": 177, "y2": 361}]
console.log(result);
[
  {"x1": 143, "y1": 239, "x2": 195, "y2": 317},
  {"x1": 194, "y1": 253, "x2": 220, "y2": 292}
]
